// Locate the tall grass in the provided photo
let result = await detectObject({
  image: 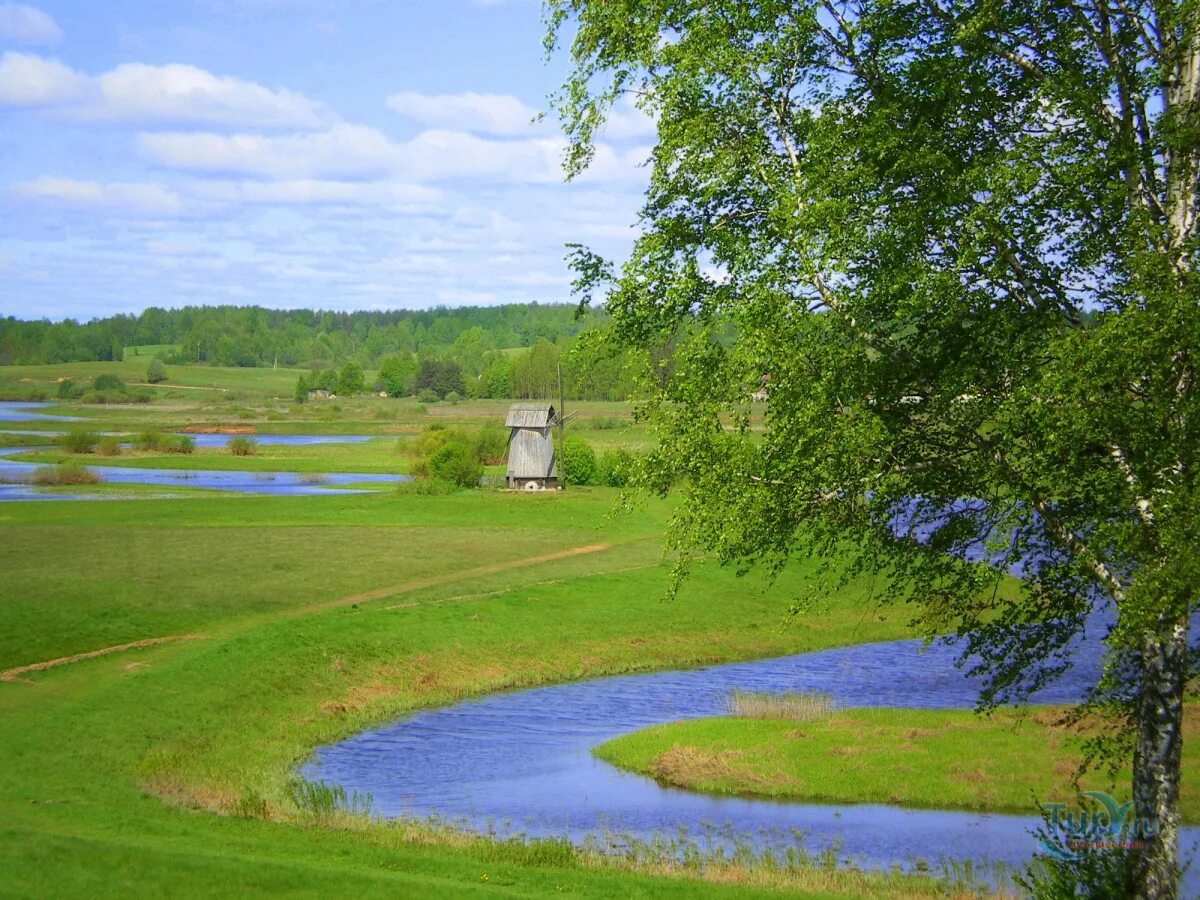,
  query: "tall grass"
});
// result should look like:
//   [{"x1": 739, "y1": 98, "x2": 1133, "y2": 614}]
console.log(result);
[
  {"x1": 229, "y1": 436, "x2": 257, "y2": 456},
  {"x1": 31, "y1": 461, "x2": 102, "y2": 485},
  {"x1": 725, "y1": 690, "x2": 834, "y2": 722},
  {"x1": 58, "y1": 431, "x2": 99, "y2": 454}
]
